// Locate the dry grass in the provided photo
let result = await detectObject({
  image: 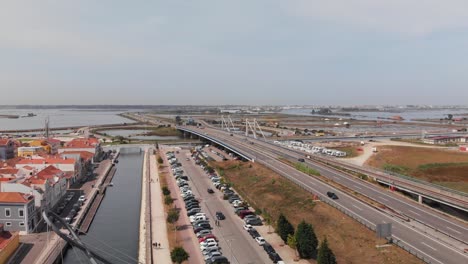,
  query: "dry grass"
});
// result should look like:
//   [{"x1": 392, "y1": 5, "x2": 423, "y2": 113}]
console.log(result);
[
  {"x1": 366, "y1": 146, "x2": 468, "y2": 192},
  {"x1": 213, "y1": 160, "x2": 422, "y2": 264}
]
